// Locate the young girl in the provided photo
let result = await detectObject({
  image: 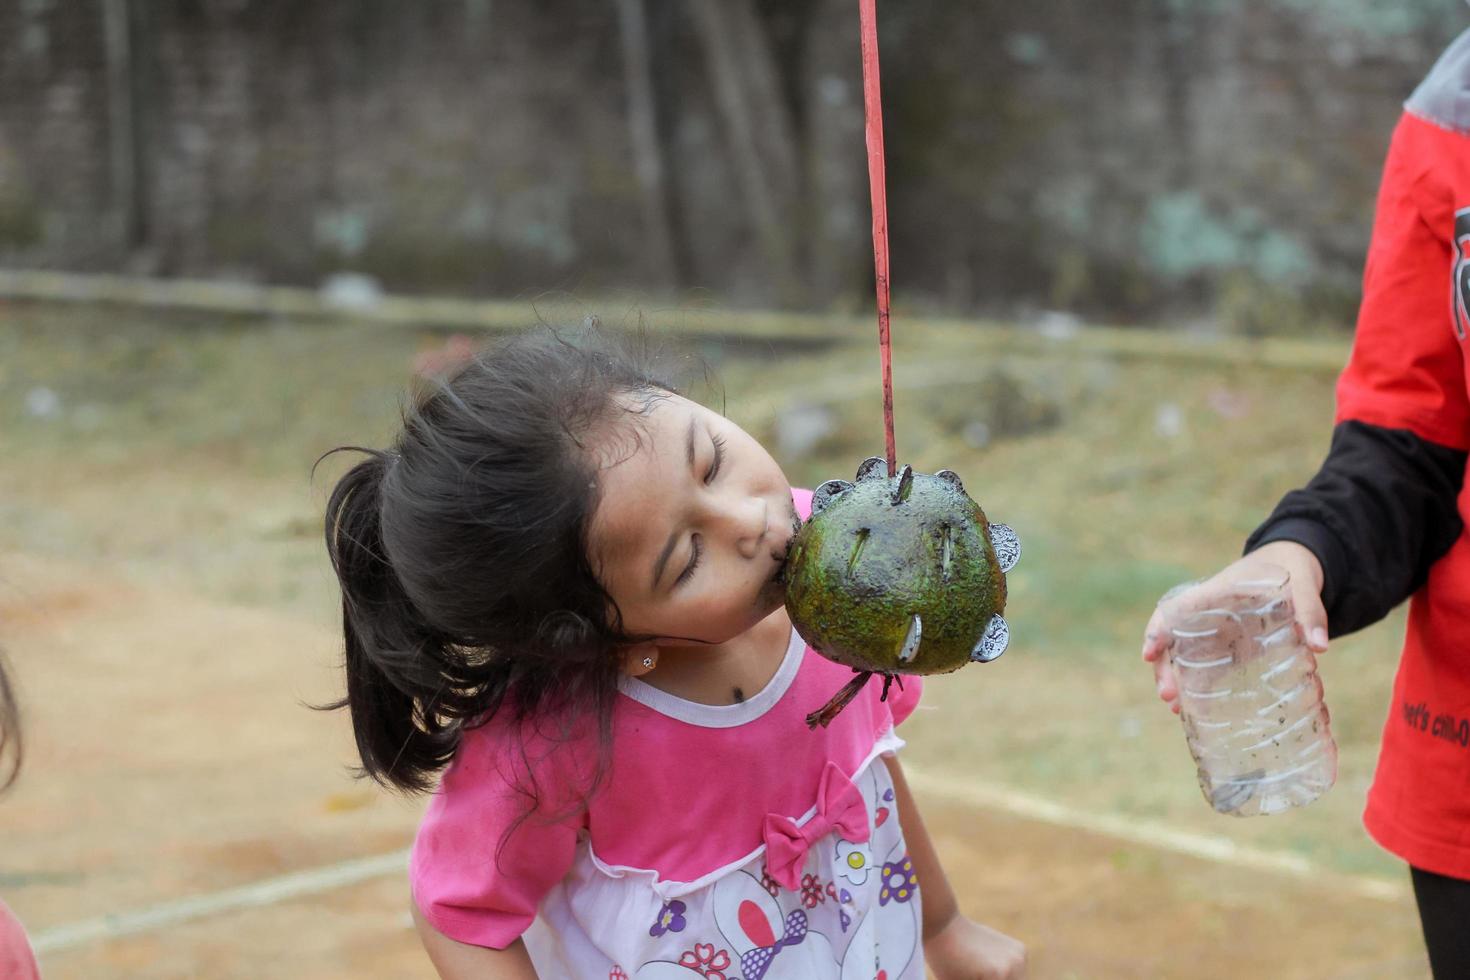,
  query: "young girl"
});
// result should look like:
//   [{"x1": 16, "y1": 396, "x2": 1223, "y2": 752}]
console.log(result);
[{"x1": 323, "y1": 327, "x2": 1026, "y2": 979}]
